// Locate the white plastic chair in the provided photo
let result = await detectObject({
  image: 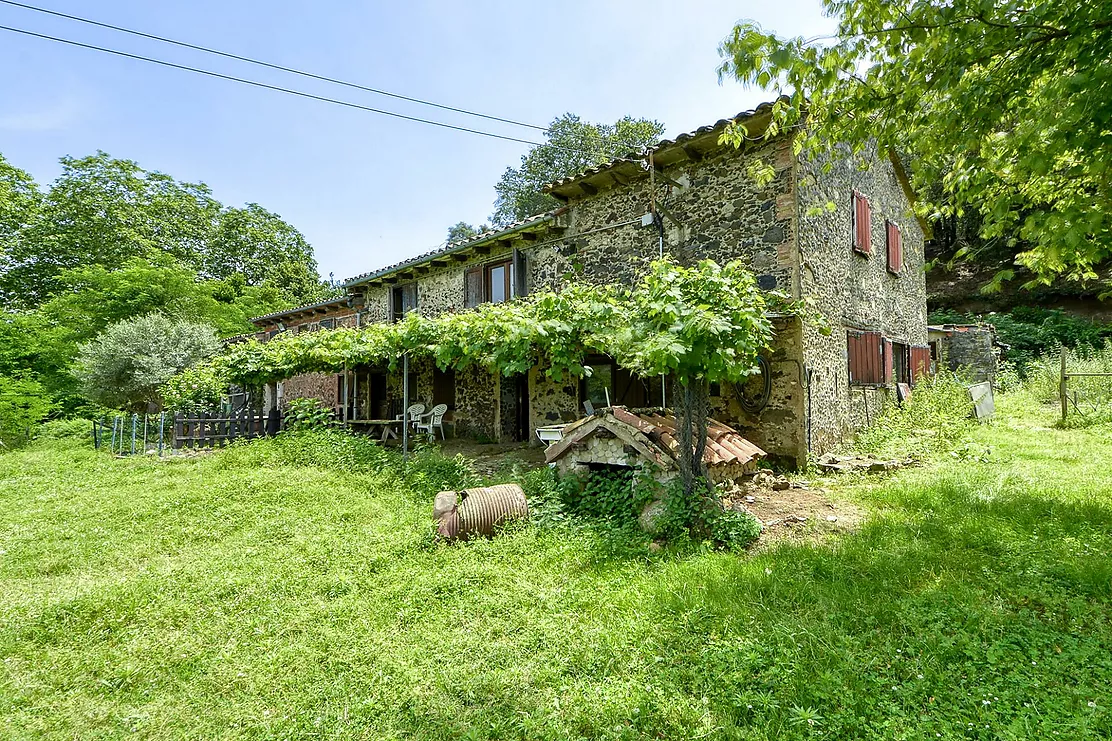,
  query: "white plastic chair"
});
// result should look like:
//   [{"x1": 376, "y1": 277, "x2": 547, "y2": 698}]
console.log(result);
[
  {"x1": 415, "y1": 403, "x2": 448, "y2": 441},
  {"x1": 396, "y1": 403, "x2": 425, "y2": 432}
]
